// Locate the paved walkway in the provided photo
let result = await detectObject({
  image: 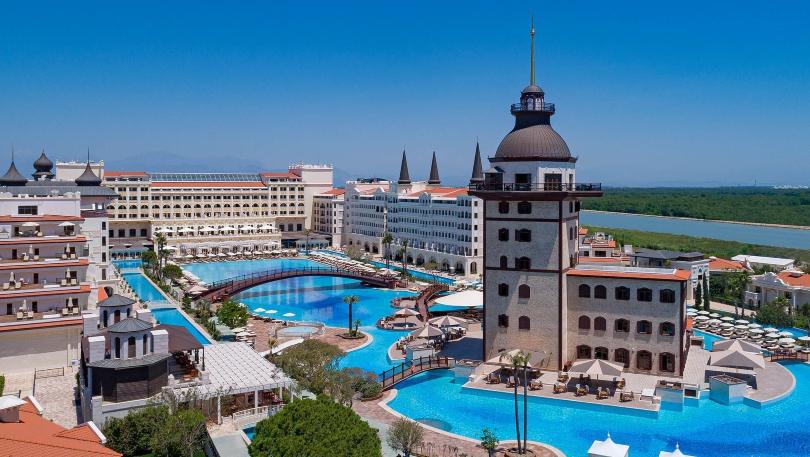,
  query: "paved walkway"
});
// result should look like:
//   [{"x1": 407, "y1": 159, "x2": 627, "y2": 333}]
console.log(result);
[{"x1": 34, "y1": 370, "x2": 82, "y2": 428}]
